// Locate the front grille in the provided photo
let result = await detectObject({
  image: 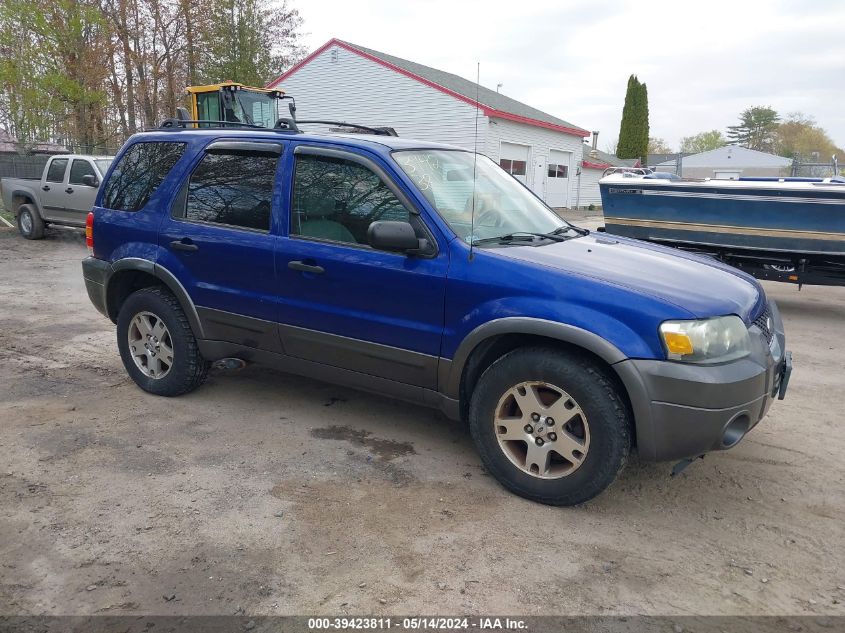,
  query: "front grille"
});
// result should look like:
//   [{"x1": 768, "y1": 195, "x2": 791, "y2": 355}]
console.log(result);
[{"x1": 753, "y1": 304, "x2": 774, "y2": 344}]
